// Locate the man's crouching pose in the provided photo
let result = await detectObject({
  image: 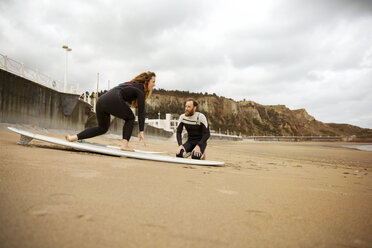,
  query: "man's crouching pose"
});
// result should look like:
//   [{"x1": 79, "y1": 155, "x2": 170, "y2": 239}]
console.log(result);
[{"x1": 176, "y1": 98, "x2": 210, "y2": 160}]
